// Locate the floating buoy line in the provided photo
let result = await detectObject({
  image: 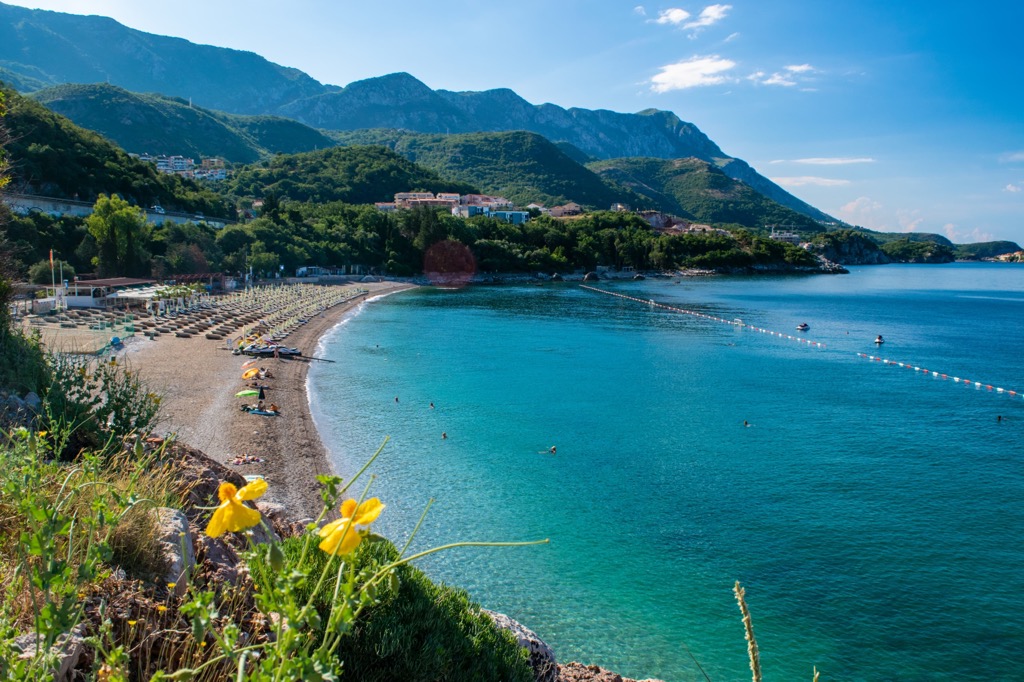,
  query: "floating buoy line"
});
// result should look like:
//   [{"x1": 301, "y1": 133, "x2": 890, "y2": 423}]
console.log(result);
[
  {"x1": 581, "y1": 285, "x2": 1022, "y2": 401},
  {"x1": 856, "y1": 353, "x2": 1020, "y2": 397},
  {"x1": 580, "y1": 285, "x2": 828, "y2": 347}
]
